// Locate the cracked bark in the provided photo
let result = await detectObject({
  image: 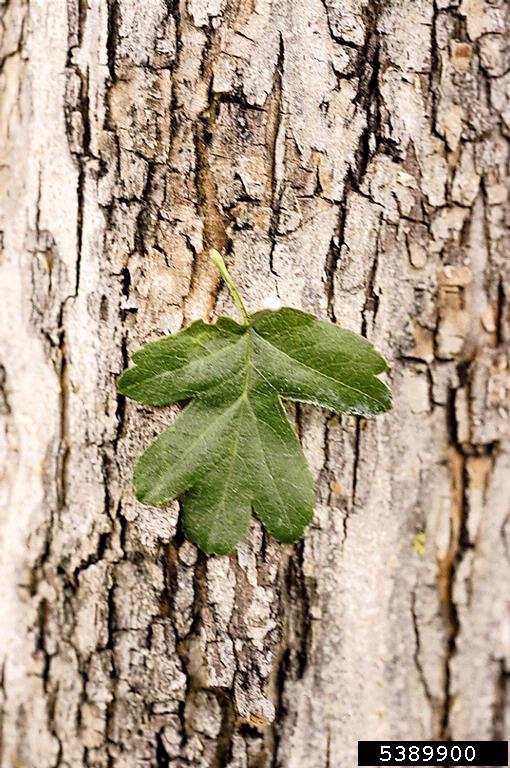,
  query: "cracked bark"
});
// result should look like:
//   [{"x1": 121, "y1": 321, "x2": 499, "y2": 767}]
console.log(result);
[{"x1": 1, "y1": 0, "x2": 510, "y2": 766}]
